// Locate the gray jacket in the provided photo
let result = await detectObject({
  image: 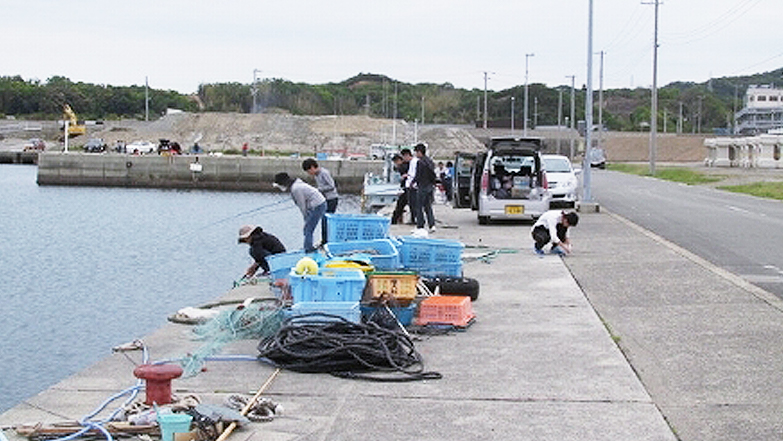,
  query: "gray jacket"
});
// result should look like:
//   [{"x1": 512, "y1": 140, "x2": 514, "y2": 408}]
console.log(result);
[
  {"x1": 290, "y1": 178, "x2": 326, "y2": 216},
  {"x1": 314, "y1": 168, "x2": 338, "y2": 200}
]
